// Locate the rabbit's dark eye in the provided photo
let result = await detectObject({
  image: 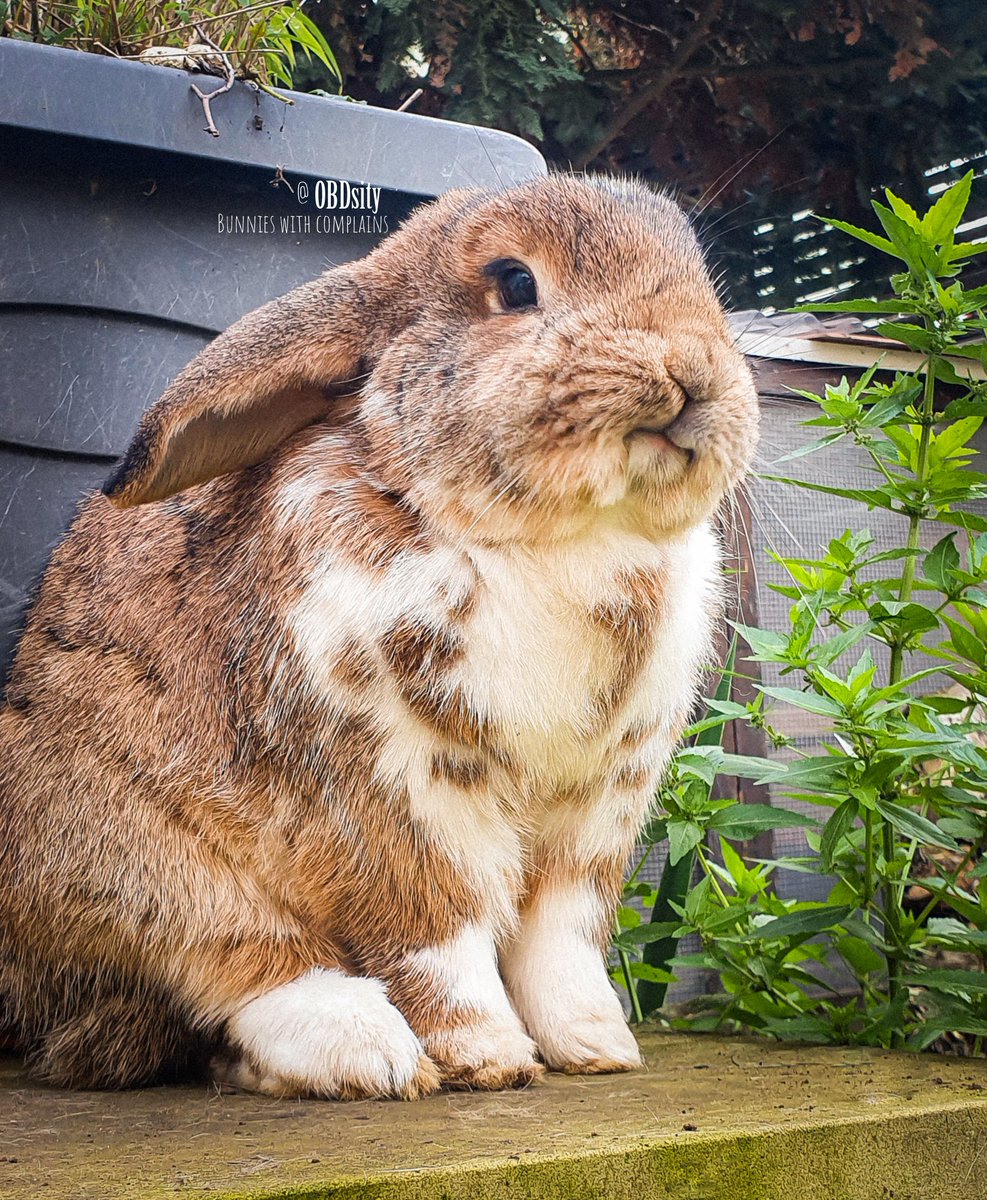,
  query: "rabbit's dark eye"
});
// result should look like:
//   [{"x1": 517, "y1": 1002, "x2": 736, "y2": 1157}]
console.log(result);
[{"x1": 486, "y1": 260, "x2": 538, "y2": 311}]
